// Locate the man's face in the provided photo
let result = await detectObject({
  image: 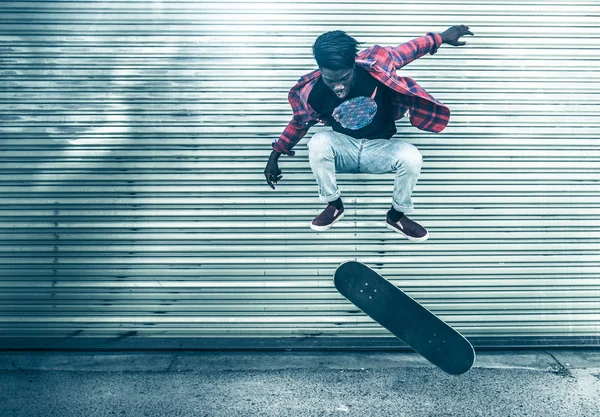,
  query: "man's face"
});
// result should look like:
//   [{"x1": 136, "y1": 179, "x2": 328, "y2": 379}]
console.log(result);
[{"x1": 320, "y1": 66, "x2": 355, "y2": 100}]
